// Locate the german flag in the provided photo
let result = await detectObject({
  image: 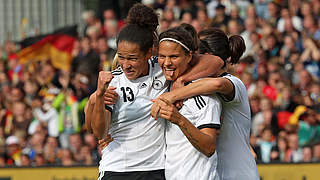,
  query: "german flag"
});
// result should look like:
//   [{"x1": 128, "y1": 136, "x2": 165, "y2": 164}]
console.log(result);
[{"x1": 17, "y1": 25, "x2": 78, "y2": 70}]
